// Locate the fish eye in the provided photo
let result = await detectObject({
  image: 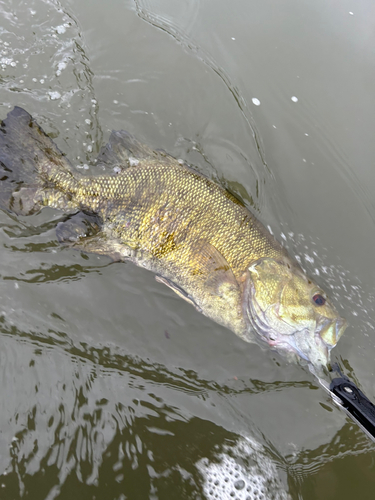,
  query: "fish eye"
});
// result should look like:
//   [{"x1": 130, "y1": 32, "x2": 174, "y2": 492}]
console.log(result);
[{"x1": 312, "y1": 293, "x2": 326, "y2": 306}]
